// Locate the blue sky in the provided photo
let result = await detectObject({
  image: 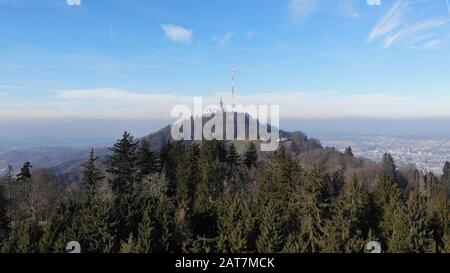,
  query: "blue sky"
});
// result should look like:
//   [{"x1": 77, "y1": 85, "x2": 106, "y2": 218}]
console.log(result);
[{"x1": 0, "y1": 0, "x2": 450, "y2": 121}]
